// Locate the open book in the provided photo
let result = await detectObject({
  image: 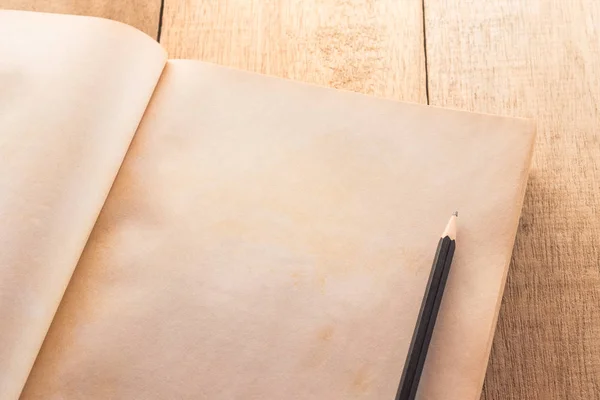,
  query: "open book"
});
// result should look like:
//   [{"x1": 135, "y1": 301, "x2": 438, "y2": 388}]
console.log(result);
[{"x1": 1, "y1": 10, "x2": 535, "y2": 400}]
